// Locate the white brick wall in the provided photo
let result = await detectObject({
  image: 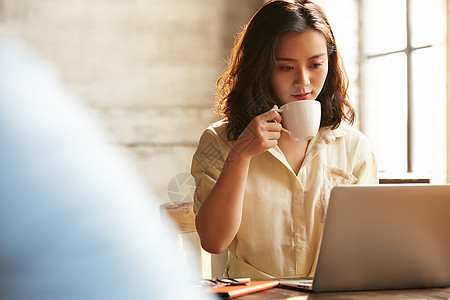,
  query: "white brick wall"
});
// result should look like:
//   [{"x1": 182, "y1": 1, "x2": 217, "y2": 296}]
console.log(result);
[
  {"x1": 0, "y1": 0, "x2": 361, "y2": 203},
  {"x1": 0, "y1": 0, "x2": 263, "y2": 204}
]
